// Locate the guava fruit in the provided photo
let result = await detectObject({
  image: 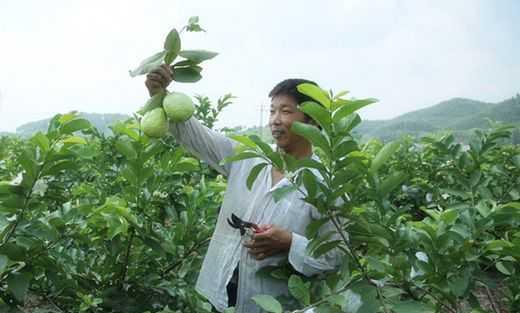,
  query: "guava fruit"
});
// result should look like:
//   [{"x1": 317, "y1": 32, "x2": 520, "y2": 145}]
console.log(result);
[
  {"x1": 137, "y1": 91, "x2": 166, "y2": 115},
  {"x1": 141, "y1": 108, "x2": 169, "y2": 138},
  {"x1": 162, "y1": 92, "x2": 195, "y2": 122}
]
